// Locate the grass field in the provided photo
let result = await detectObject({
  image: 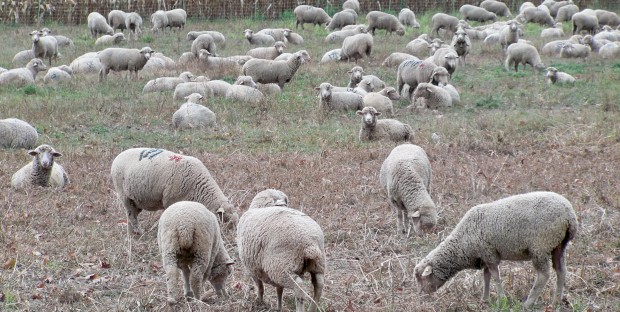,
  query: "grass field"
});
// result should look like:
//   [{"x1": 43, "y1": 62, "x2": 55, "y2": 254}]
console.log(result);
[{"x1": 1, "y1": 9, "x2": 619, "y2": 312}]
